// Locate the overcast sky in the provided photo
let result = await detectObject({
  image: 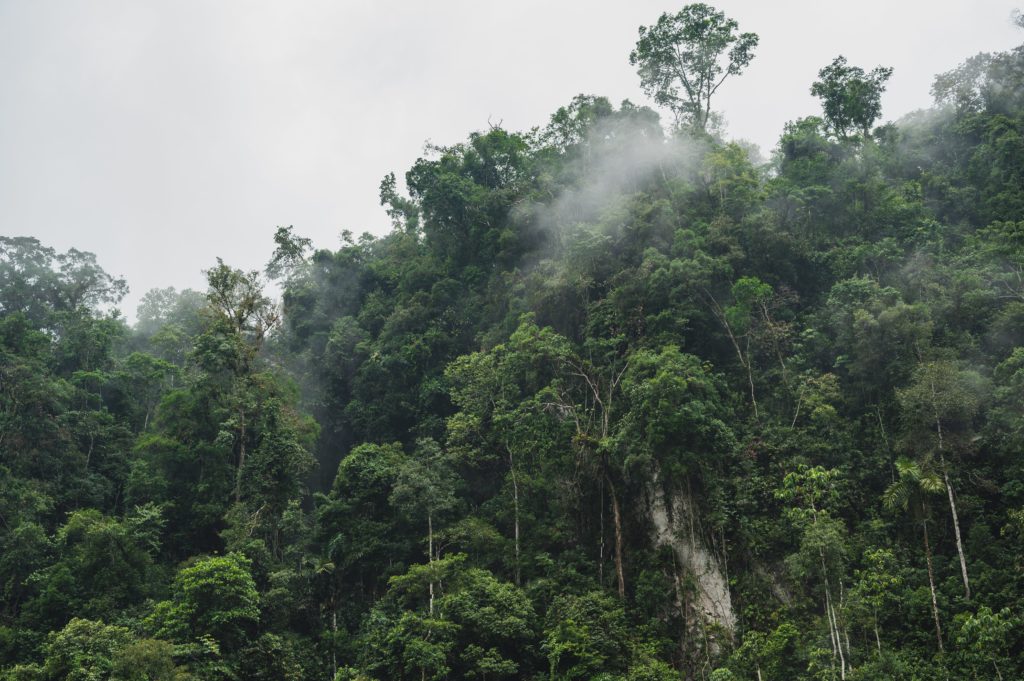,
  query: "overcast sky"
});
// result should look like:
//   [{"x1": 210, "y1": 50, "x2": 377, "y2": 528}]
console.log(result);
[{"x1": 2, "y1": 1, "x2": 1022, "y2": 321}]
